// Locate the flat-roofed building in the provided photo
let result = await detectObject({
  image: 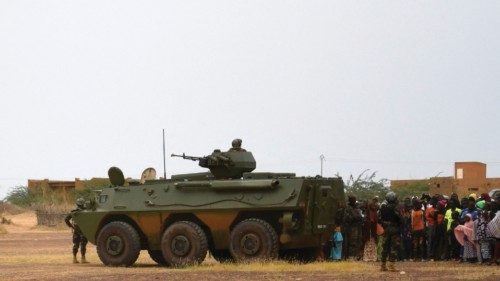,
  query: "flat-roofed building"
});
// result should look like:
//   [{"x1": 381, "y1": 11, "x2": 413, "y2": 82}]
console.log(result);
[{"x1": 391, "y1": 162, "x2": 500, "y2": 198}]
